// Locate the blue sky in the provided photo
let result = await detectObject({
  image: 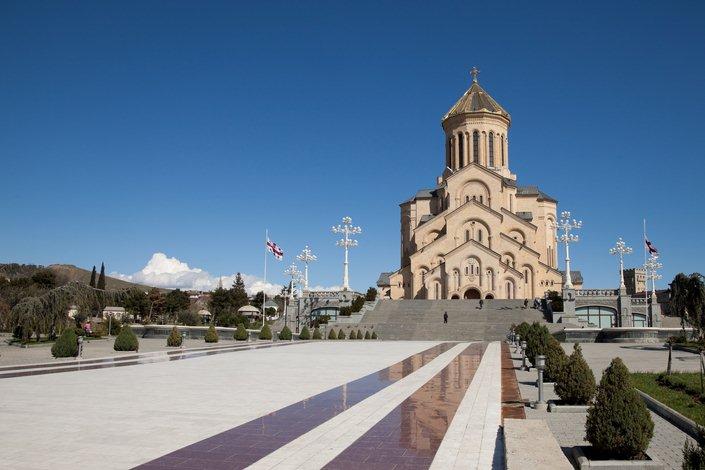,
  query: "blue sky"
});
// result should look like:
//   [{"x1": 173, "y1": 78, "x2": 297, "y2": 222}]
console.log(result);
[{"x1": 1, "y1": 1, "x2": 704, "y2": 293}]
